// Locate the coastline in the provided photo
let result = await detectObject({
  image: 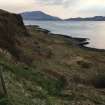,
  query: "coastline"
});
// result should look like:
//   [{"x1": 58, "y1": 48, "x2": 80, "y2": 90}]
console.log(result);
[
  {"x1": 27, "y1": 25, "x2": 105, "y2": 52},
  {"x1": 2, "y1": 9, "x2": 105, "y2": 105}
]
